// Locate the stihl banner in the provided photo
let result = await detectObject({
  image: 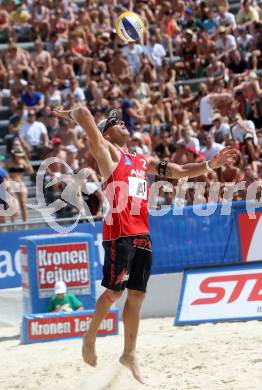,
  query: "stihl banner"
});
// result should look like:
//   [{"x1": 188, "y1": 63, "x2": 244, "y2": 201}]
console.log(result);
[{"x1": 176, "y1": 264, "x2": 262, "y2": 325}]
